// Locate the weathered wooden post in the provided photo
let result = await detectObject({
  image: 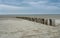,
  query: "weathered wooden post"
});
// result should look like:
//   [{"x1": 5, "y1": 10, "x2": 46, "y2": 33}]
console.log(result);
[
  {"x1": 28, "y1": 17, "x2": 30, "y2": 20},
  {"x1": 49, "y1": 19, "x2": 55, "y2": 26},
  {"x1": 25, "y1": 17, "x2": 28, "y2": 20},
  {"x1": 28, "y1": 17, "x2": 31, "y2": 21},
  {"x1": 23, "y1": 17, "x2": 25, "y2": 19},
  {"x1": 29, "y1": 18, "x2": 32, "y2": 21},
  {"x1": 28, "y1": 17, "x2": 32, "y2": 21},
  {"x1": 32, "y1": 18, "x2": 35, "y2": 21},
  {"x1": 35, "y1": 18, "x2": 37, "y2": 22},
  {"x1": 40, "y1": 18, "x2": 44, "y2": 24},
  {"x1": 44, "y1": 19, "x2": 48, "y2": 25},
  {"x1": 37, "y1": 18, "x2": 41, "y2": 23},
  {"x1": 21, "y1": 17, "x2": 23, "y2": 19},
  {"x1": 40, "y1": 18, "x2": 42, "y2": 23},
  {"x1": 42, "y1": 18, "x2": 44, "y2": 24},
  {"x1": 47, "y1": 19, "x2": 50, "y2": 25}
]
